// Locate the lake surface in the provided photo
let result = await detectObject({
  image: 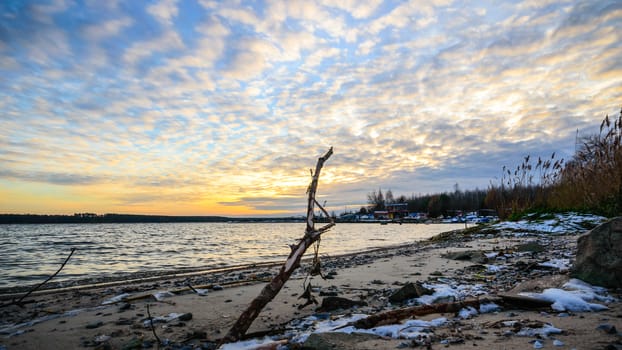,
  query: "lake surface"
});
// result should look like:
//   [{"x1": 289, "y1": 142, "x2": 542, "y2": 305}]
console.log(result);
[{"x1": 0, "y1": 222, "x2": 464, "y2": 290}]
